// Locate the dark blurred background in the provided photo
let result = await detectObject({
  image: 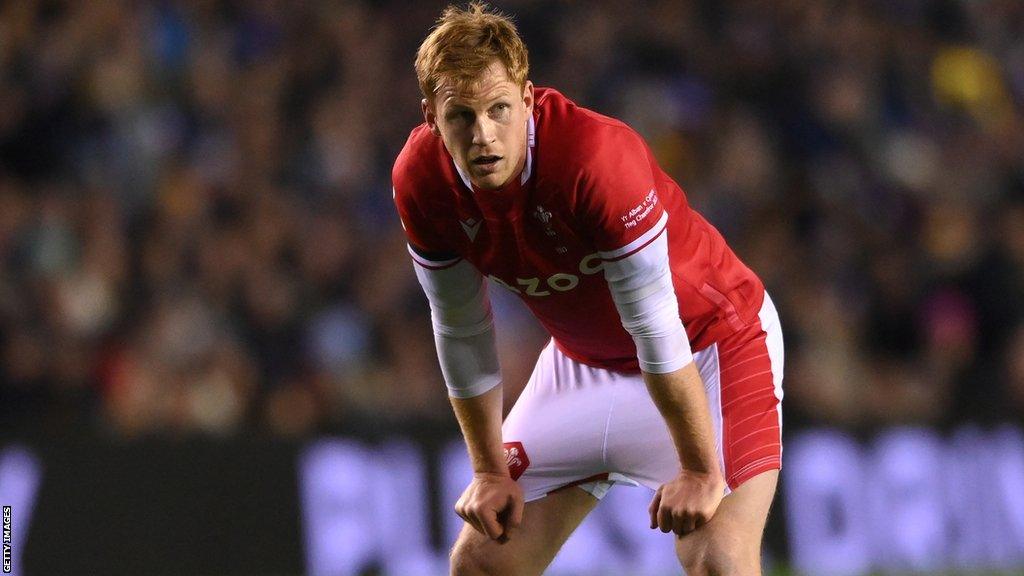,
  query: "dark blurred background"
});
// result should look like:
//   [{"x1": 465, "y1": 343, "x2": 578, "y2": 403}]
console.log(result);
[{"x1": 0, "y1": 1, "x2": 1022, "y2": 574}]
